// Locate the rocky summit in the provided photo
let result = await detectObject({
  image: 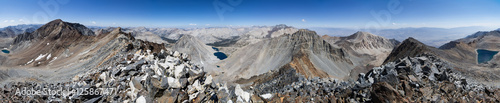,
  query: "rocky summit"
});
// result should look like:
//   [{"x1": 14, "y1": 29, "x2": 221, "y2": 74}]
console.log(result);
[{"x1": 2, "y1": 51, "x2": 499, "y2": 102}]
